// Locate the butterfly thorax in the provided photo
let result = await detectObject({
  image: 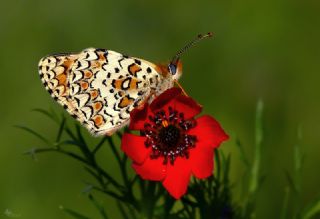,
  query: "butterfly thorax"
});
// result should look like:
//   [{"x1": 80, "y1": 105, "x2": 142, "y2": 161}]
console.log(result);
[{"x1": 151, "y1": 60, "x2": 182, "y2": 97}]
